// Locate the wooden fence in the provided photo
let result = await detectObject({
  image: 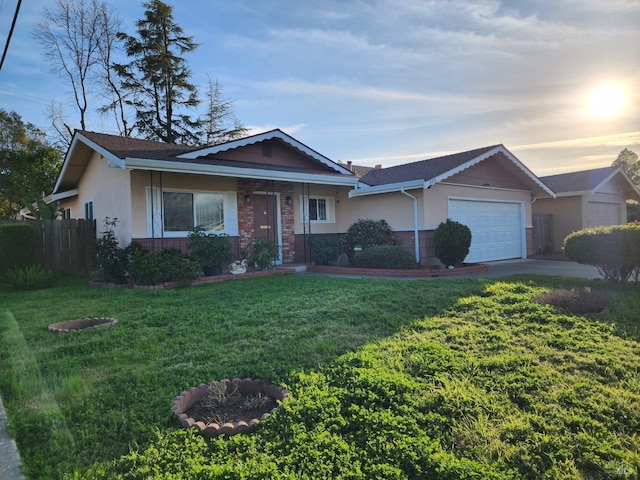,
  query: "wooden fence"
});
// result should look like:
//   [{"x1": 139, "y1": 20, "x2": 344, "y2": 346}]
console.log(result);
[
  {"x1": 532, "y1": 214, "x2": 553, "y2": 254},
  {"x1": 1, "y1": 219, "x2": 97, "y2": 275}
]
